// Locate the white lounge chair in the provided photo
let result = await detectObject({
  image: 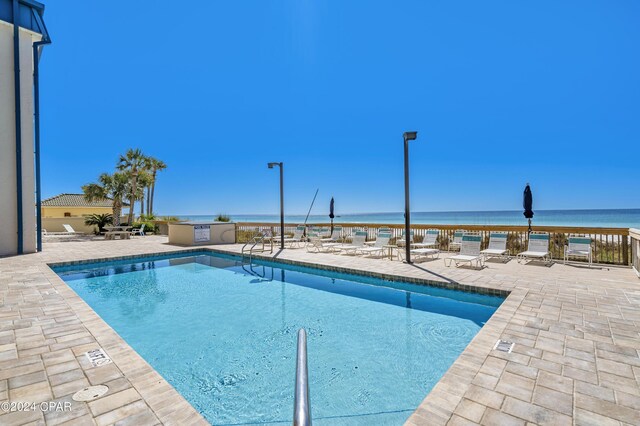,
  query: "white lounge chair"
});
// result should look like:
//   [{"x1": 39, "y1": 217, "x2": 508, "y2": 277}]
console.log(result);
[
  {"x1": 130, "y1": 223, "x2": 146, "y2": 237},
  {"x1": 564, "y1": 236, "x2": 592, "y2": 267},
  {"x1": 396, "y1": 230, "x2": 414, "y2": 247},
  {"x1": 408, "y1": 246, "x2": 440, "y2": 261},
  {"x1": 357, "y1": 232, "x2": 392, "y2": 257},
  {"x1": 449, "y1": 230, "x2": 464, "y2": 251},
  {"x1": 306, "y1": 233, "x2": 335, "y2": 253},
  {"x1": 319, "y1": 227, "x2": 331, "y2": 238},
  {"x1": 517, "y1": 233, "x2": 552, "y2": 264},
  {"x1": 412, "y1": 229, "x2": 439, "y2": 249},
  {"x1": 284, "y1": 226, "x2": 306, "y2": 248},
  {"x1": 334, "y1": 231, "x2": 368, "y2": 254},
  {"x1": 321, "y1": 226, "x2": 343, "y2": 243},
  {"x1": 481, "y1": 232, "x2": 510, "y2": 261},
  {"x1": 445, "y1": 234, "x2": 484, "y2": 268},
  {"x1": 62, "y1": 224, "x2": 80, "y2": 234}
]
